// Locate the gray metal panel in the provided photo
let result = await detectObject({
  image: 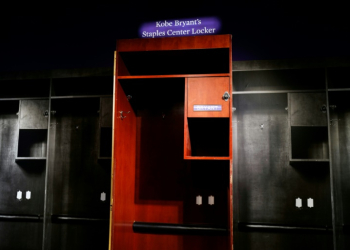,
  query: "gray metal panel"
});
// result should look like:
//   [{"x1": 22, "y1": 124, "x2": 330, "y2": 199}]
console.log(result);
[
  {"x1": 0, "y1": 101, "x2": 45, "y2": 215},
  {"x1": 0, "y1": 221, "x2": 43, "y2": 250},
  {"x1": 233, "y1": 69, "x2": 325, "y2": 92},
  {"x1": 100, "y1": 97, "x2": 113, "y2": 127},
  {"x1": 0, "y1": 80, "x2": 50, "y2": 98},
  {"x1": 19, "y1": 100, "x2": 49, "y2": 129},
  {"x1": 233, "y1": 94, "x2": 332, "y2": 226},
  {"x1": 17, "y1": 129, "x2": 47, "y2": 157},
  {"x1": 49, "y1": 223, "x2": 109, "y2": 250},
  {"x1": 232, "y1": 58, "x2": 350, "y2": 71},
  {"x1": 327, "y1": 67, "x2": 350, "y2": 89},
  {"x1": 328, "y1": 92, "x2": 350, "y2": 250},
  {"x1": 290, "y1": 93, "x2": 328, "y2": 126},
  {"x1": 0, "y1": 67, "x2": 113, "y2": 81},
  {"x1": 49, "y1": 98, "x2": 110, "y2": 216},
  {"x1": 236, "y1": 231, "x2": 333, "y2": 250},
  {"x1": 290, "y1": 126, "x2": 329, "y2": 159}
]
